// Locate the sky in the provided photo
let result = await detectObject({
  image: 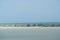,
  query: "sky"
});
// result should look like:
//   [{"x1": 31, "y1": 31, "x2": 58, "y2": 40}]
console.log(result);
[{"x1": 0, "y1": 0, "x2": 60, "y2": 23}]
